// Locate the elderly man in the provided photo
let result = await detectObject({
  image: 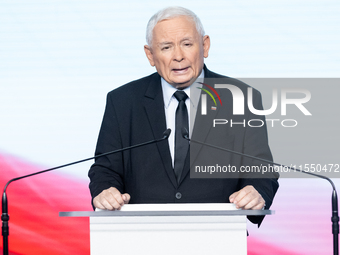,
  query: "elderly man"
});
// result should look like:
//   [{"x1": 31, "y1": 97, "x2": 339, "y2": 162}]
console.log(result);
[{"x1": 88, "y1": 6, "x2": 278, "y2": 224}]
